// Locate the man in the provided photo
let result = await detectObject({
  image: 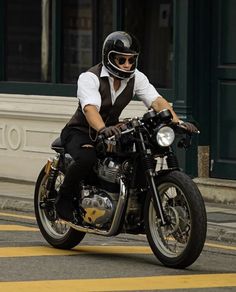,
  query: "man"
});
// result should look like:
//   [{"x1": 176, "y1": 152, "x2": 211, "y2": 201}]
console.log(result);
[{"x1": 55, "y1": 31, "x2": 198, "y2": 222}]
